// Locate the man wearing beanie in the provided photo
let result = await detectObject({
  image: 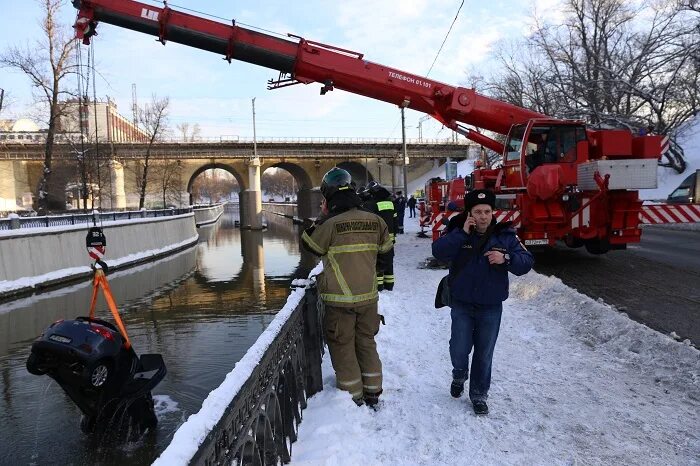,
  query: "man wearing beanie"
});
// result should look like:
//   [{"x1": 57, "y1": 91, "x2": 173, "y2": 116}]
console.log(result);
[{"x1": 432, "y1": 189, "x2": 534, "y2": 416}]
